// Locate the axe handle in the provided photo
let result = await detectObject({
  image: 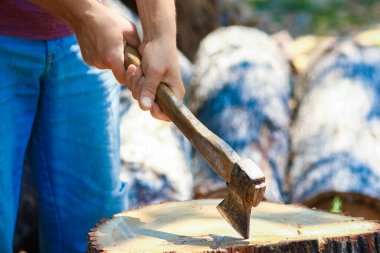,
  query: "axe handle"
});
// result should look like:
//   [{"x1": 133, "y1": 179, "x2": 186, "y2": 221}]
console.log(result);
[{"x1": 124, "y1": 45, "x2": 240, "y2": 182}]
